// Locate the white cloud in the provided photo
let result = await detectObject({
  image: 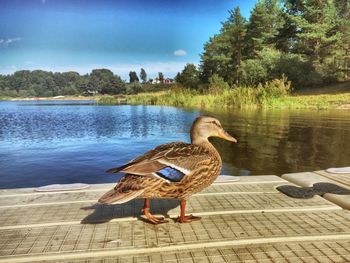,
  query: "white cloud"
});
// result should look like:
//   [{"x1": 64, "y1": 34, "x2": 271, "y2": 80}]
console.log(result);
[
  {"x1": 0, "y1": 38, "x2": 21, "y2": 48},
  {"x1": 174, "y1": 49, "x2": 187, "y2": 57}
]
